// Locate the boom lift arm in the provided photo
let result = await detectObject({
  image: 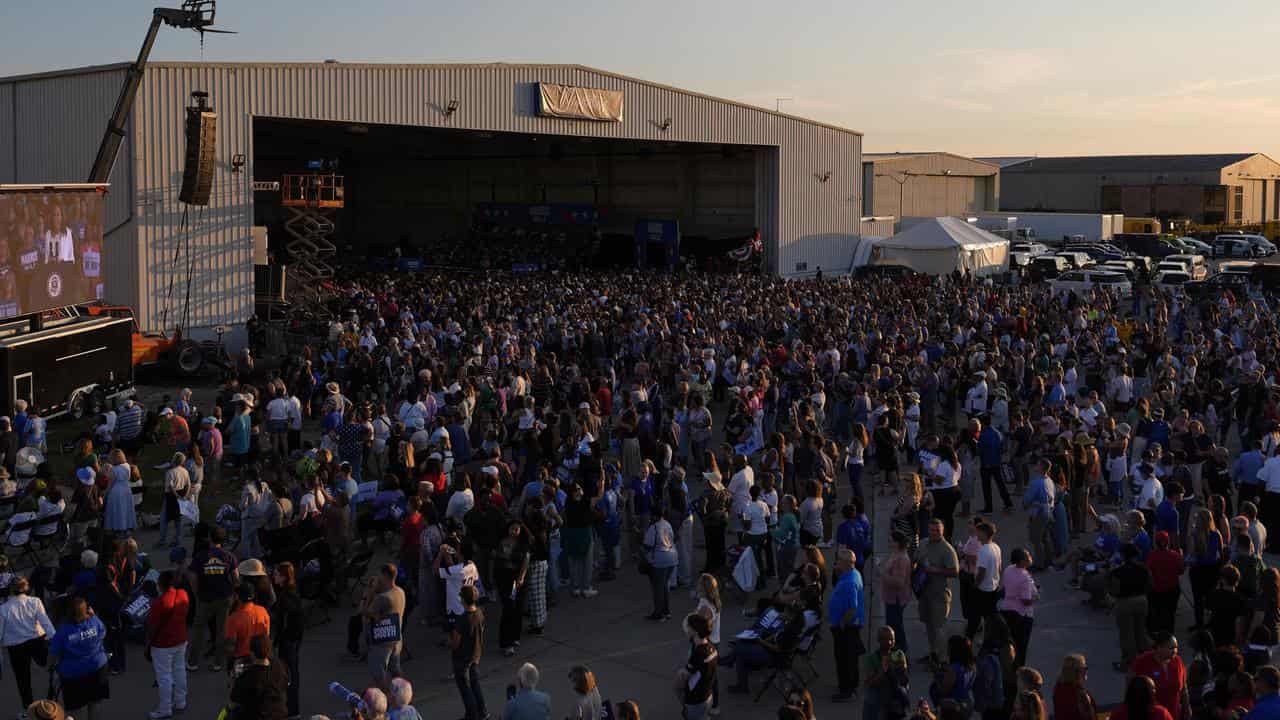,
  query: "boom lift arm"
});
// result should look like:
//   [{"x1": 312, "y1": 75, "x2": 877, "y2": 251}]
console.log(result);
[{"x1": 87, "y1": 1, "x2": 230, "y2": 183}]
